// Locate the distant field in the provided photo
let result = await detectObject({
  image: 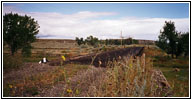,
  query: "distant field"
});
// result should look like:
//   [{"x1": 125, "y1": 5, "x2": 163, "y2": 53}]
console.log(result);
[{"x1": 4, "y1": 39, "x2": 148, "y2": 57}]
